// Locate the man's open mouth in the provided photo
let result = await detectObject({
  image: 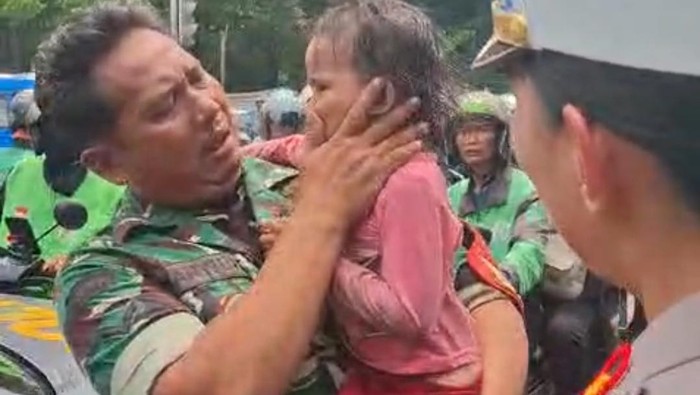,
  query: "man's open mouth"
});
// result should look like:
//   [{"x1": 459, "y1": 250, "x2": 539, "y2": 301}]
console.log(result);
[{"x1": 205, "y1": 111, "x2": 232, "y2": 152}]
